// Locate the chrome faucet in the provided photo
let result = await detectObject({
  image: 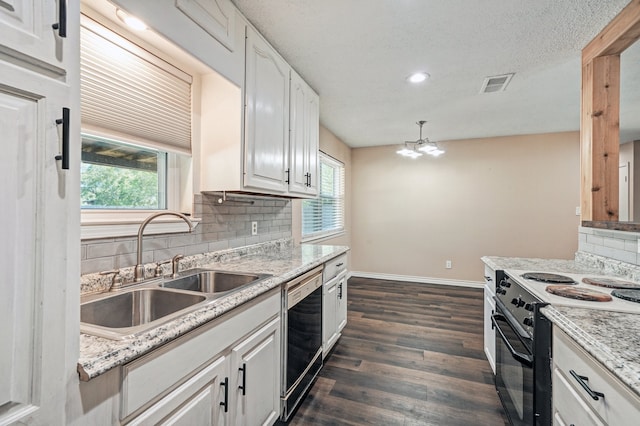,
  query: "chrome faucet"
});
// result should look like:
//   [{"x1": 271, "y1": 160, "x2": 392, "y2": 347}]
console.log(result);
[{"x1": 134, "y1": 211, "x2": 194, "y2": 282}]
